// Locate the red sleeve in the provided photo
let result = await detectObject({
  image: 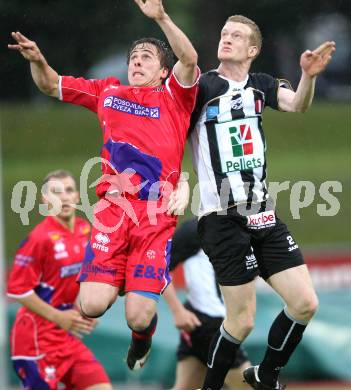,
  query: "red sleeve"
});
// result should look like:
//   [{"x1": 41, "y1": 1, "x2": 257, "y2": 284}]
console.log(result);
[
  {"x1": 59, "y1": 75, "x2": 120, "y2": 113},
  {"x1": 165, "y1": 67, "x2": 200, "y2": 114},
  {"x1": 7, "y1": 233, "x2": 45, "y2": 298}
]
